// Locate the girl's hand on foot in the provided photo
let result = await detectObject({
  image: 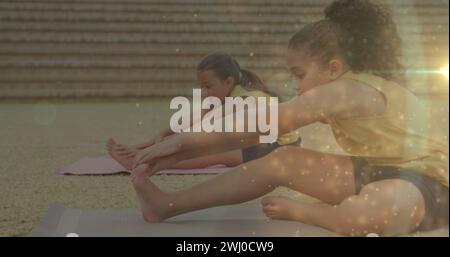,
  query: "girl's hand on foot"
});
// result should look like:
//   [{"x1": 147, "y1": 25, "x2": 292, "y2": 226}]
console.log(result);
[{"x1": 132, "y1": 135, "x2": 183, "y2": 169}]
